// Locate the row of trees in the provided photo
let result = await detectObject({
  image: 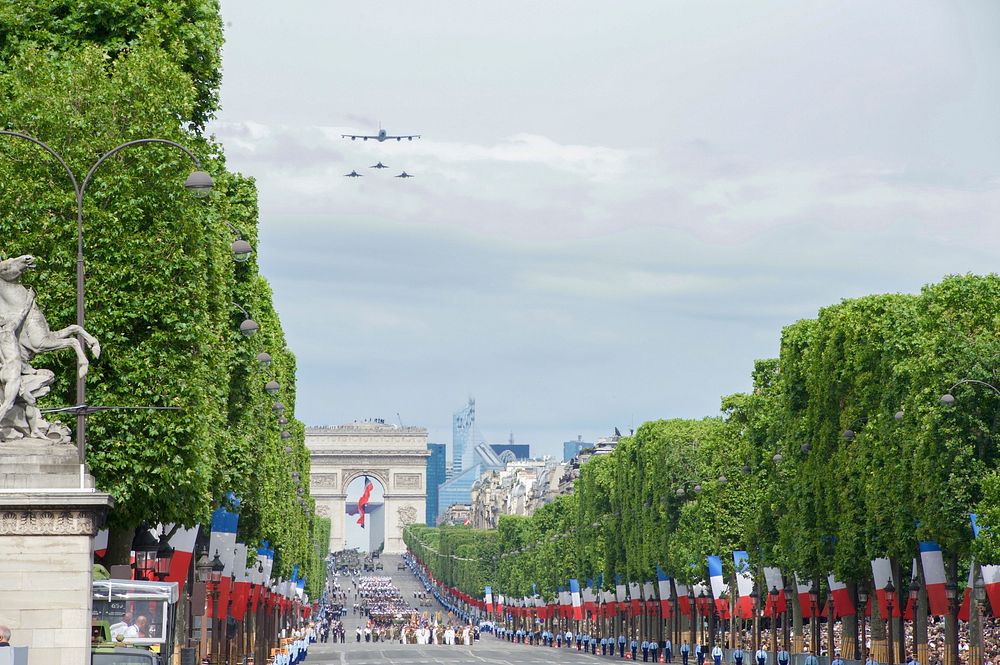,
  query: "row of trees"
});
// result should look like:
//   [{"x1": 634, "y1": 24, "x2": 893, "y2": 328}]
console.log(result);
[
  {"x1": 410, "y1": 274, "x2": 1000, "y2": 604},
  {"x1": 0, "y1": 1, "x2": 327, "y2": 593}
]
